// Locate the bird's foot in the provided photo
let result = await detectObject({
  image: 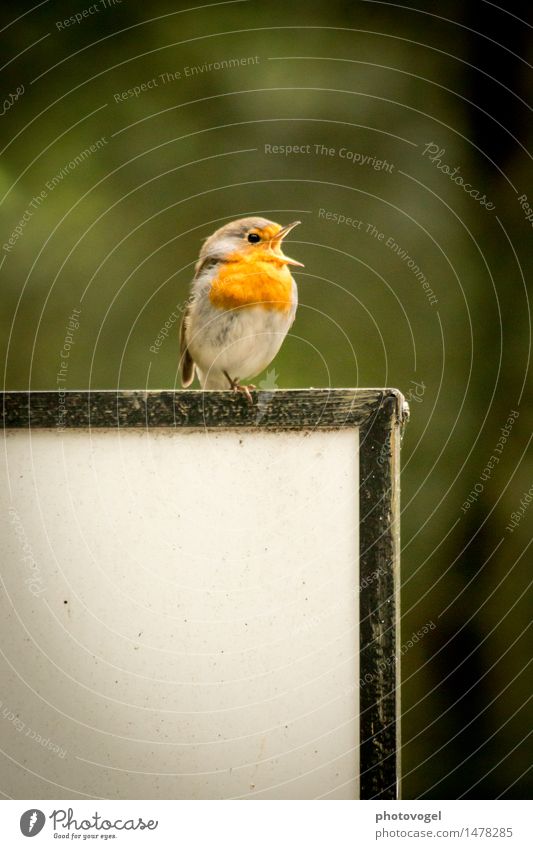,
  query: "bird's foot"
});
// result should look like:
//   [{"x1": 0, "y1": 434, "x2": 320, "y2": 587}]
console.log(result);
[{"x1": 223, "y1": 371, "x2": 256, "y2": 405}]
